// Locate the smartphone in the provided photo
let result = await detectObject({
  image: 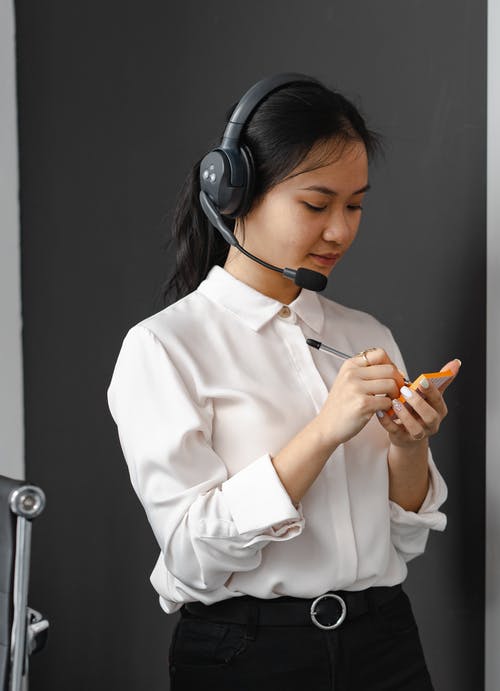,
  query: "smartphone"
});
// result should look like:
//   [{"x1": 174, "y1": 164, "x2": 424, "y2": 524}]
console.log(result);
[{"x1": 387, "y1": 369, "x2": 455, "y2": 418}]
